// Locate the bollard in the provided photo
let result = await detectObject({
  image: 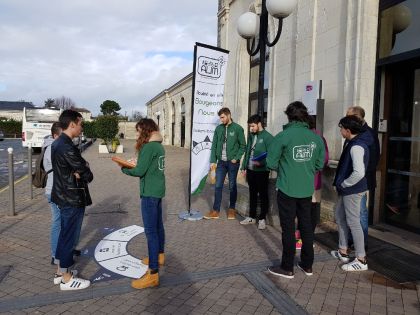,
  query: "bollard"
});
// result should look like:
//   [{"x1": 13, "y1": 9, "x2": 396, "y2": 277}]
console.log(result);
[
  {"x1": 8, "y1": 148, "x2": 15, "y2": 216},
  {"x1": 28, "y1": 145, "x2": 33, "y2": 199}
]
